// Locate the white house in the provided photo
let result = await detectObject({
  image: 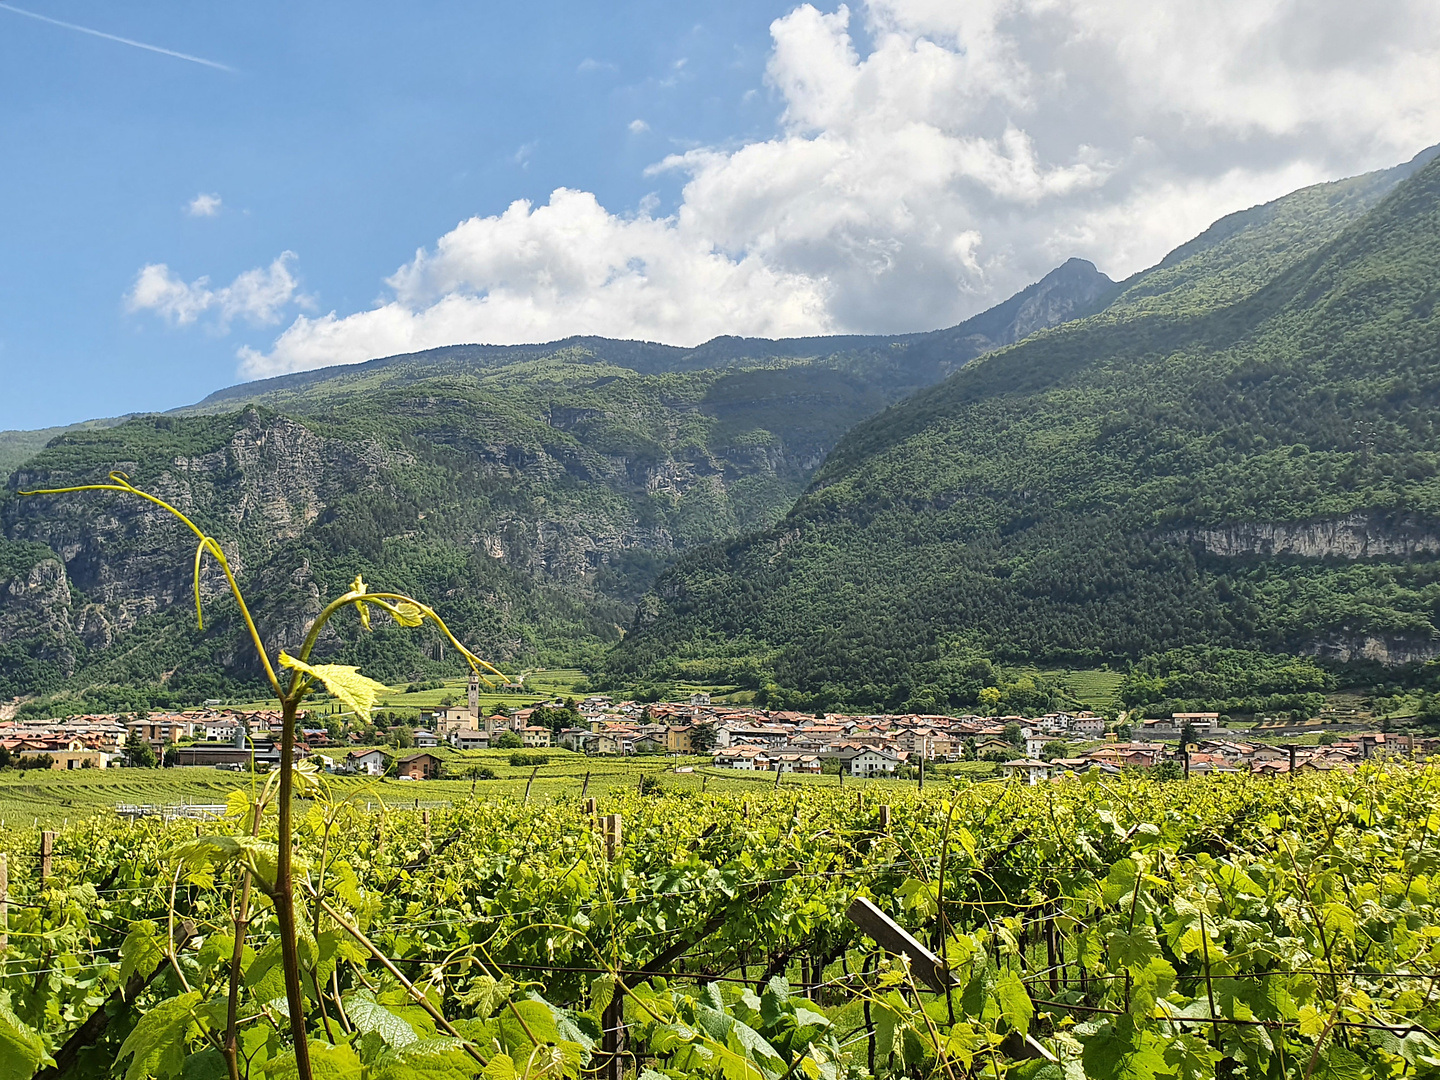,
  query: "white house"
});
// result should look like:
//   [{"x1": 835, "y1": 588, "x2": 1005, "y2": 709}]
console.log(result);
[
  {"x1": 556, "y1": 728, "x2": 597, "y2": 752},
  {"x1": 1000, "y1": 758, "x2": 1051, "y2": 786},
  {"x1": 845, "y1": 748, "x2": 900, "y2": 777},
  {"x1": 348, "y1": 749, "x2": 388, "y2": 776},
  {"x1": 413, "y1": 730, "x2": 441, "y2": 749},
  {"x1": 1025, "y1": 736, "x2": 1048, "y2": 760},
  {"x1": 1070, "y1": 714, "x2": 1105, "y2": 738},
  {"x1": 713, "y1": 746, "x2": 766, "y2": 770},
  {"x1": 451, "y1": 729, "x2": 489, "y2": 750},
  {"x1": 202, "y1": 720, "x2": 242, "y2": 742}
]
